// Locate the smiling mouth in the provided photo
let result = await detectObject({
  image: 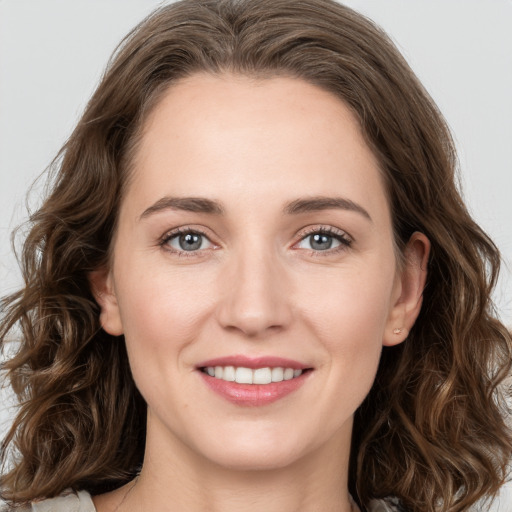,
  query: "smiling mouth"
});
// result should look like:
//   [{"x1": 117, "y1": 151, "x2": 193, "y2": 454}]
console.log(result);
[{"x1": 200, "y1": 366, "x2": 310, "y2": 384}]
